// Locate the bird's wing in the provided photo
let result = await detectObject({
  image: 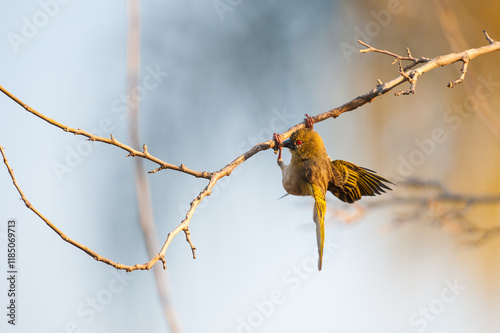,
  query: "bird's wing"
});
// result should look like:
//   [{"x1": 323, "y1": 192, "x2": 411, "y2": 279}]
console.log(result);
[
  {"x1": 309, "y1": 183, "x2": 326, "y2": 271},
  {"x1": 329, "y1": 160, "x2": 393, "y2": 203}
]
